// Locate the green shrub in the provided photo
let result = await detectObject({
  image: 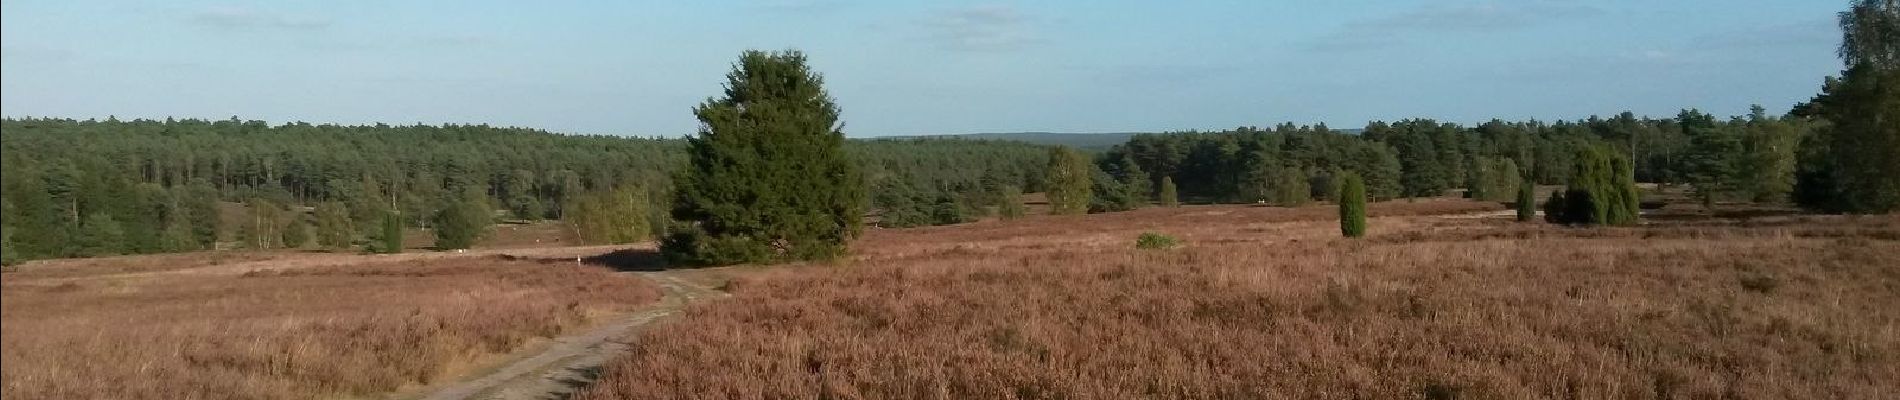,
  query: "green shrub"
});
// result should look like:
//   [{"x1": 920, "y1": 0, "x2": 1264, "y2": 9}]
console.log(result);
[
  {"x1": 1516, "y1": 180, "x2": 1536, "y2": 222},
  {"x1": 1338, "y1": 173, "x2": 1367, "y2": 238},
  {"x1": 1135, "y1": 232, "x2": 1179, "y2": 250}
]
